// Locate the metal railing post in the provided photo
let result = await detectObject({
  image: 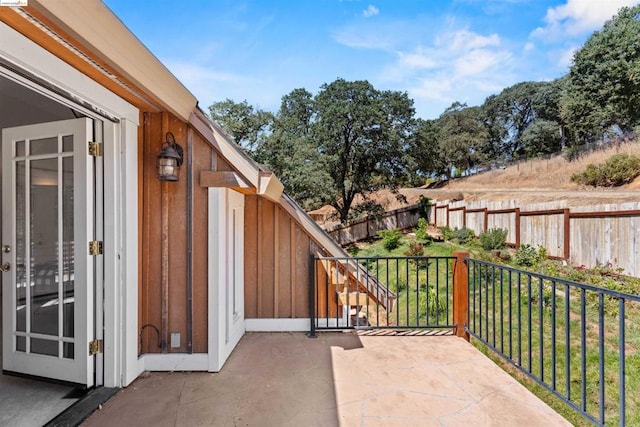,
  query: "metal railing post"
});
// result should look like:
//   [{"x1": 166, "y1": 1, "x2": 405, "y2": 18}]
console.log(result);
[
  {"x1": 452, "y1": 251, "x2": 470, "y2": 341},
  {"x1": 307, "y1": 253, "x2": 317, "y2": 338}
]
